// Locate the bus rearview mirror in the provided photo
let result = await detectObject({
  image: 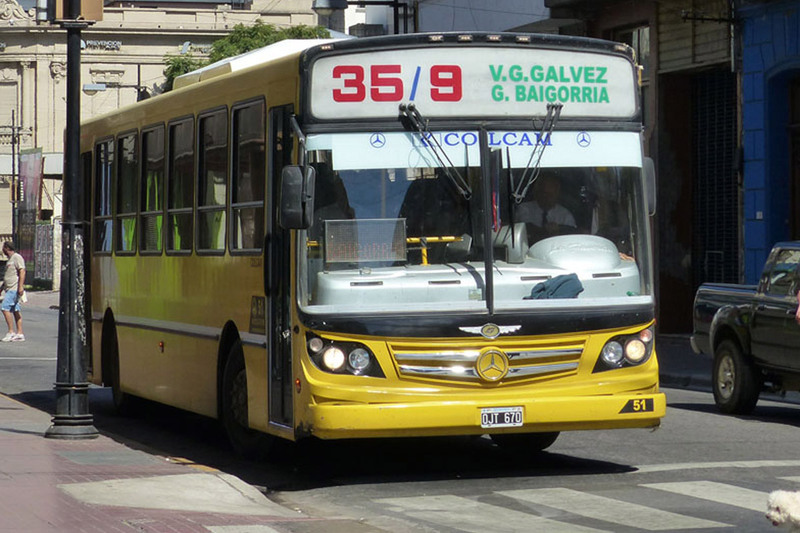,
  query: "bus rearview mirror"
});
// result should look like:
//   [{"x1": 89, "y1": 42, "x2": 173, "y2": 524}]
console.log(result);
[
  {"x1": 643, "y1": 157, "x2": 656, "y2": 216},
  {"x1": 280, "y1": 165, "x2": 316, "y2": 230}
]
